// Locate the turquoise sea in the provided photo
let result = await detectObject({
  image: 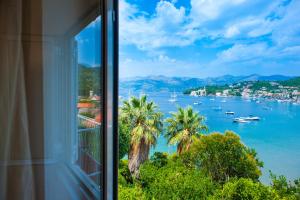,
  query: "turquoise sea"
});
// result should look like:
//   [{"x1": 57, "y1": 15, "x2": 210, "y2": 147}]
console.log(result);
[{"x1": 120, "y1": 91, "x2": 300, "y2": 183}]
